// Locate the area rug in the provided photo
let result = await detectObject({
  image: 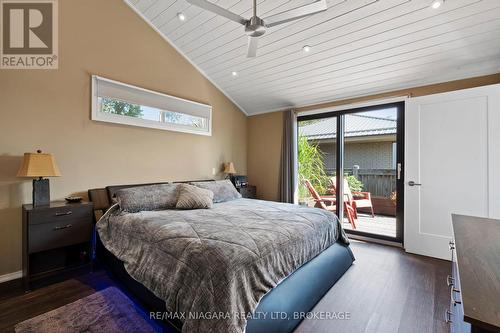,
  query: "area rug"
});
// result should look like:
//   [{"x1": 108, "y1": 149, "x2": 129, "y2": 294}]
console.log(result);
[{"x1": 15, "y1": 287, "x2": 158, "y2": 333}]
